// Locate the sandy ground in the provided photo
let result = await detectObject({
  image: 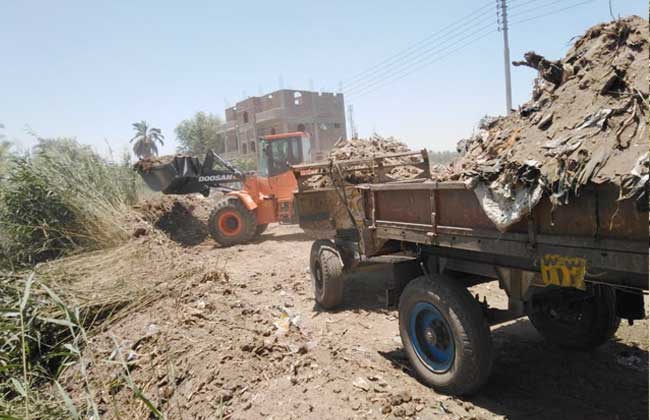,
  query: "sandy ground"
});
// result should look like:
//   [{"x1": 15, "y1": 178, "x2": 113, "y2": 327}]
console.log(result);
[{"x1": 139, "y1": 223, "x2": 647, "y2": 420}]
